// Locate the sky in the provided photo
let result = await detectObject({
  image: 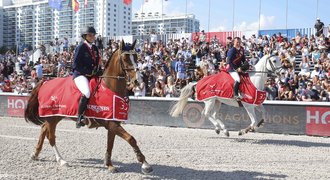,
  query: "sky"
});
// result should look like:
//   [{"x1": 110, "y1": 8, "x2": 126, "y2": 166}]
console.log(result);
[{"x1": 132, "y1": 0, "x2": 330, "y2": 32}]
